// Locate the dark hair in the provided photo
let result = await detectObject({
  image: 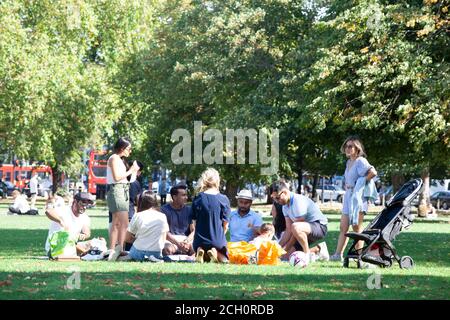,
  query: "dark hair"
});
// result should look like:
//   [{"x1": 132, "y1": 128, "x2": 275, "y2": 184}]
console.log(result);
[
  {"x1": 137, "y1": 191, "x2": 158, "y2": 212},
  {"x1": 271, "y1": 181, "x2": 289, "y2": 193},
  {"x1": 128, "y1": 160, "x2": 144, "y2": 171},
  {"x1": 272, "y1": 202, "x2": 286, "y2": 238},
  {"x1": 170, "y1": 184, "x2": 187, "y2": 197},
  {"x1": 112, "y1": 137, "x2": 131, "y2": 154}
]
